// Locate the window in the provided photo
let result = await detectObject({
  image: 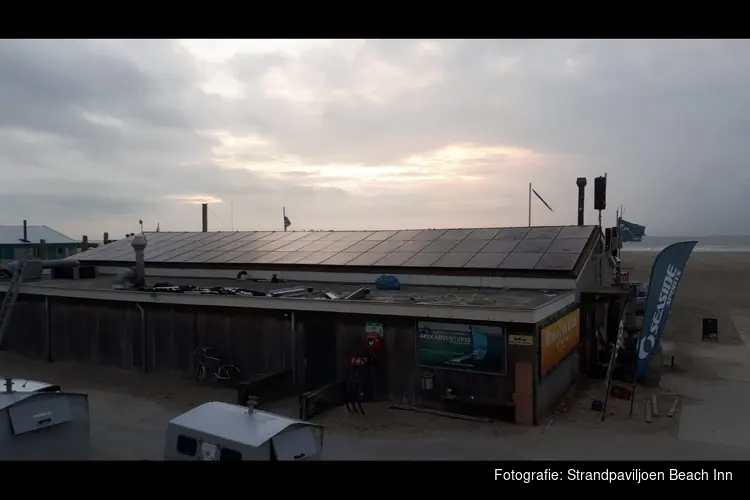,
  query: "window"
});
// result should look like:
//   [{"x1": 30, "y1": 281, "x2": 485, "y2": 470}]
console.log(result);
[
  {"x1": 176, "y1": 435, "x2": 197, "y2": 457},
  {"x1": 219, "y1": 447, "x2": 242, "y2": 461}
]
